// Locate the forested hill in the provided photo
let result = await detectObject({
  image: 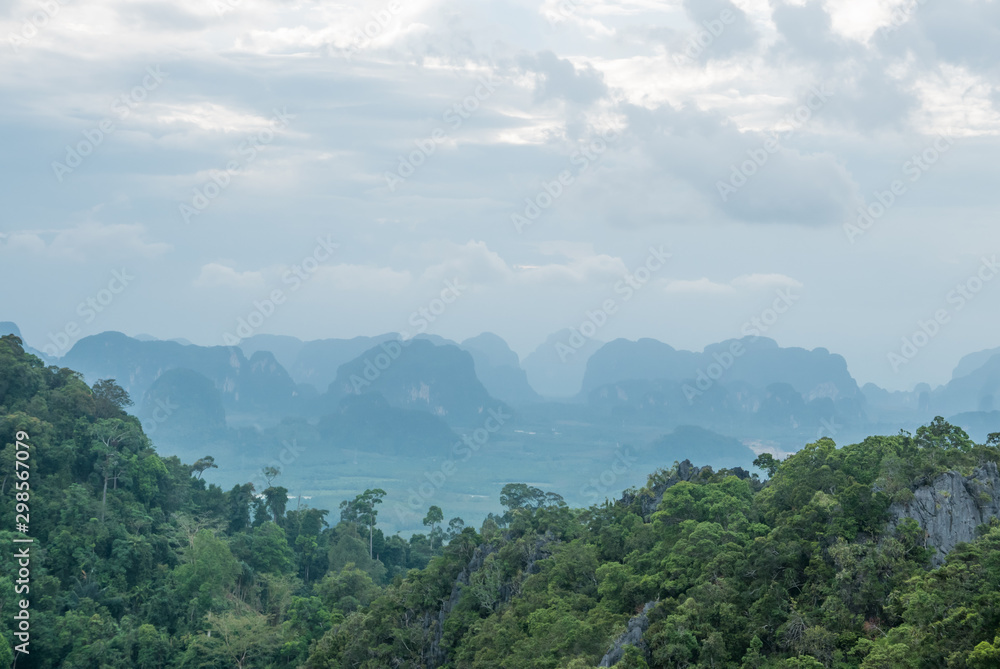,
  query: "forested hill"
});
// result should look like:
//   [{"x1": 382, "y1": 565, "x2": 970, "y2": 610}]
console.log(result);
[
  {"x1": 0, "y1": 333, "x2": 450, "y2": 668},
  {"x1": 5, "y1": 331, "x2": 1000, "y2": 668}
]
